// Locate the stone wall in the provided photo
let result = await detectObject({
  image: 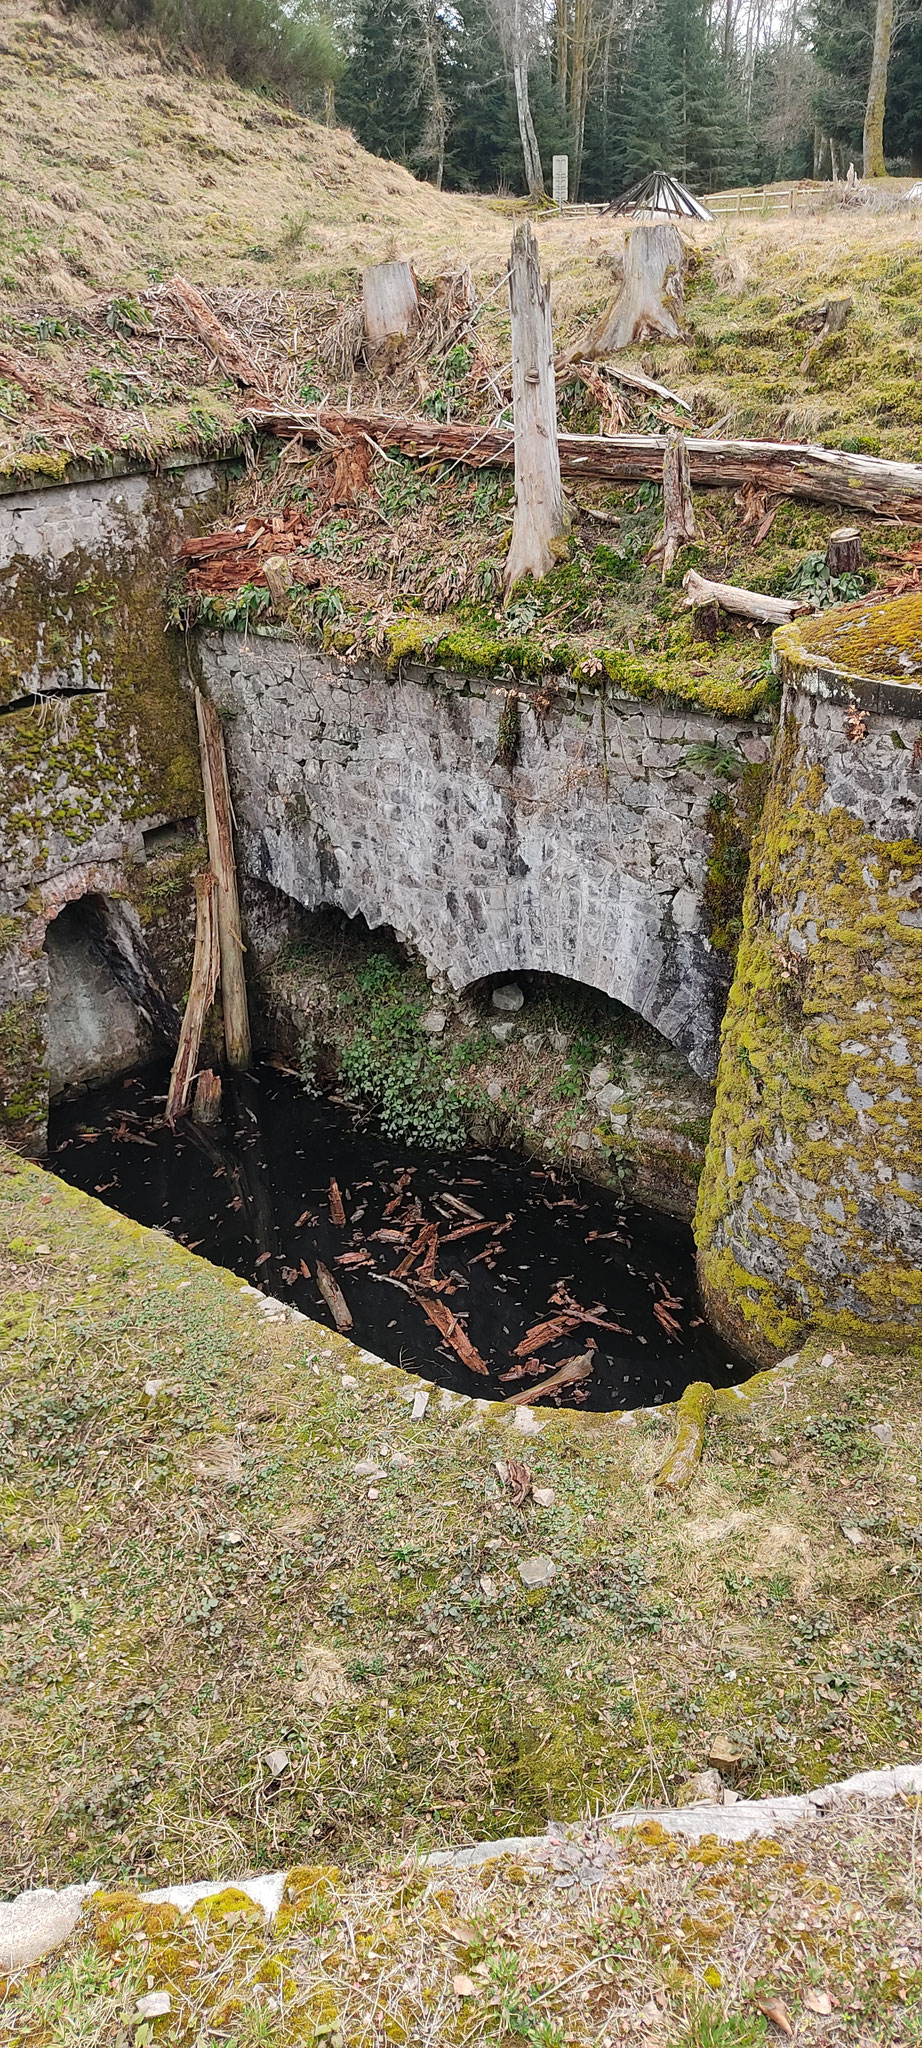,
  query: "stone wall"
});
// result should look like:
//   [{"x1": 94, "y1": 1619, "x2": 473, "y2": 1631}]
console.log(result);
[
  {"x1": 201, "y1": 633, "x2": 772, "y2": 1081},
  {"x1": 696, "y1": 594, "x2": 922, "y2": 1360},
  {"x1": 0, "y1": 464, "x2": 224, "y2": 1149}
]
